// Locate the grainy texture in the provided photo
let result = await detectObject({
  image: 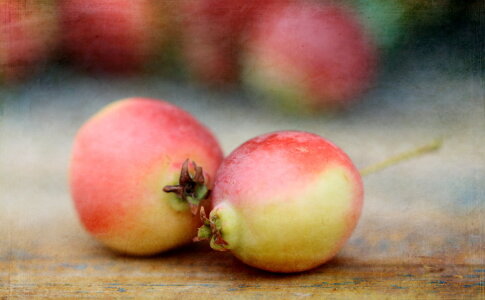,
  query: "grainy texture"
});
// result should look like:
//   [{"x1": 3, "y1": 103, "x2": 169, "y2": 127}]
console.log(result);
[{"x1": 0, "y1": 23, "x2": 484, "y2": 298}]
